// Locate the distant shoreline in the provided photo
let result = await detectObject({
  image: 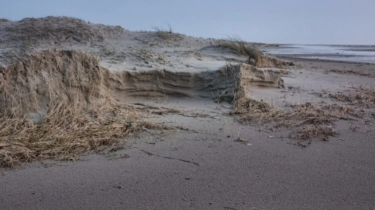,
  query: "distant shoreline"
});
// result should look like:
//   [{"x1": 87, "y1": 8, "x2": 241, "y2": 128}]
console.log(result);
[
  {"x1": 275, "y1": 55, "x2": 375, "y2": 65},
  {"x1": 261, "y1": 44, "x2": 375, "y2": 64}
]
